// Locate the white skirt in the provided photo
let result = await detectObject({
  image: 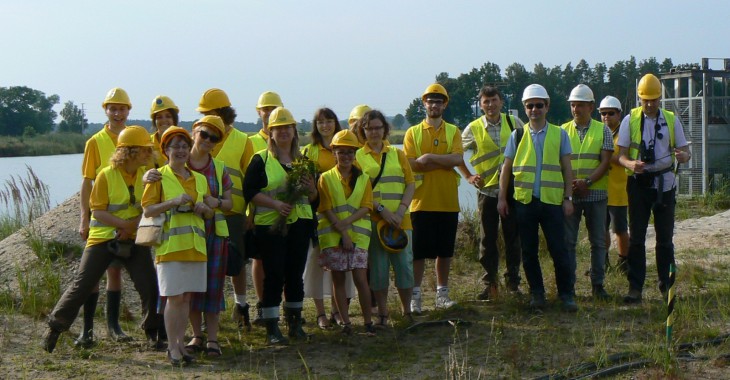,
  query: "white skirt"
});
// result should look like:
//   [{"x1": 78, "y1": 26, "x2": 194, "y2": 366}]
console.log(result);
[
  {"x1": 156, "y1": 261, "x2": 206, "y2": 297},
  {"x1": 303, "y1": 242, "x2": 355, "y2": 299}
]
